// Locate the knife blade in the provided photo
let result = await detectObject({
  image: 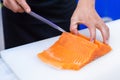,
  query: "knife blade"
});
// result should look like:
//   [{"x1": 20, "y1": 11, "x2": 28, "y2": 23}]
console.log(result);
[{"x1": 28, "y1": 11, "x2": 66, "y2": 32}]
